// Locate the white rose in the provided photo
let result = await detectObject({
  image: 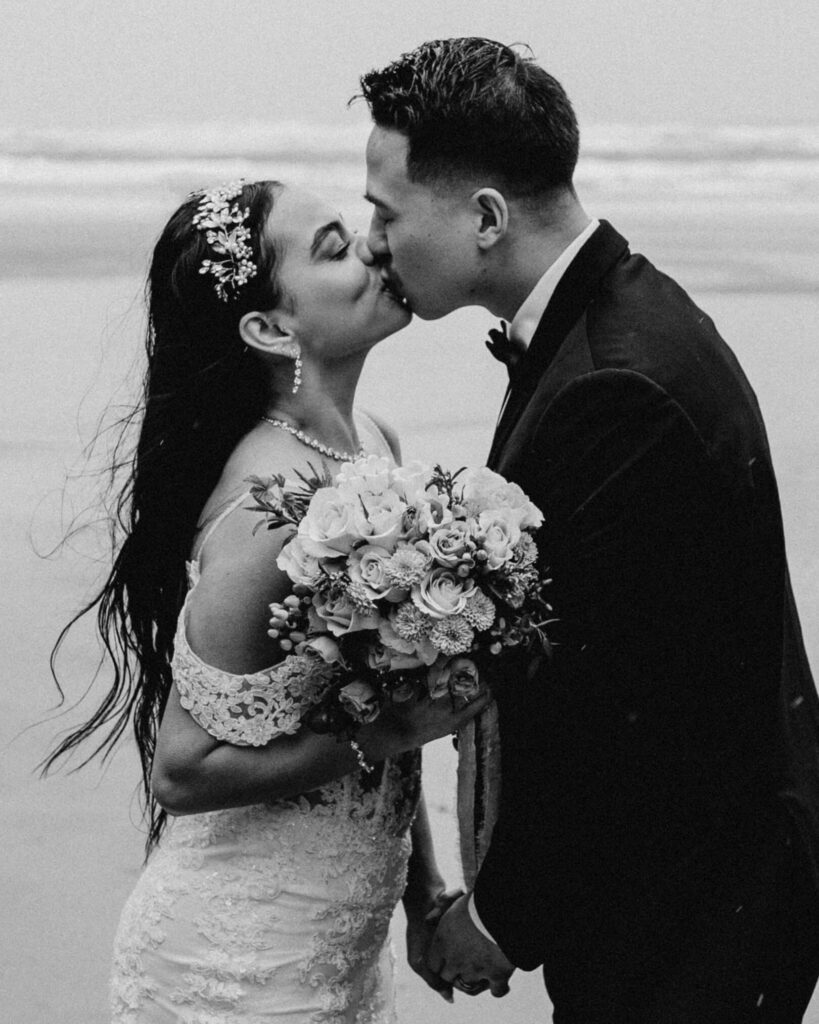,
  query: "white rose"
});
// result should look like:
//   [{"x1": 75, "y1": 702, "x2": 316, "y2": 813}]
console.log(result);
[
  {"x1": 276, "y1": 535, "x2": 324, "y2": 587},
  {"x1": 491, "y1": 481, "x2": 544, "y2": 530},
  {"x1": 348, "y1": 544, "x2": 407, "y2": 602},
  {"x1": 460, "y1": 468, "x2": 544, "y2": 530},
  {"x1": 390, "y1": 460, "x2": 432, "y2": 504},
  {"x1": 297, "y1": 488, "x2": 362, "y2": 558},
  {"x1": 335, "y1": 454, "x2": 393, "y2": 497},
  {"x1": 353, "y1": 491, "x2": 407, "y2": 551},
  {"x1": 411, "y1": 567, "x2": 475, "y2": 620},
  {"x1": 427, "y1": 520, "x2": 475, "y2": 568},
  {"x1": 302, "y1": 635, "x2": 341, "y2": 664},
  {"x1": 413, "y1": 488, "x2": 453, "y2": 536},
  {"x1": 312, "y1": 591, "x2": 379, "y2": 637},
  {"x1": 477, "y1": 509, "x2": 522, "y2": 571},
  {"x1": 459, "y1": 467, "x2": 509, "y2": 512}
]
